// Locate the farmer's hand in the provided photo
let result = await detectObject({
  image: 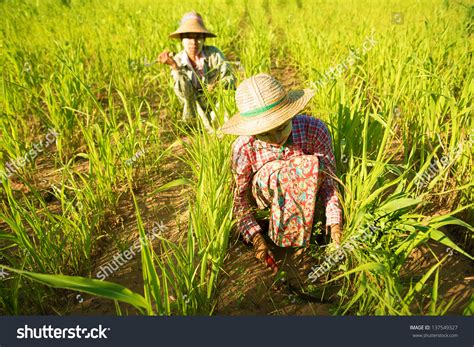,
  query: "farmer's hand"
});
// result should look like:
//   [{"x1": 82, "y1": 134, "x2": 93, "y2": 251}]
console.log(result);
[
  {"x1": 330, "y1": 224, "x2": 342, "y2": 246},
  {"x1": 158, "y1": 50, "x2": 178, "y2": 70},
  {"x1": 252, "y1": 233, "x2": 278, "y2": 274}
]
